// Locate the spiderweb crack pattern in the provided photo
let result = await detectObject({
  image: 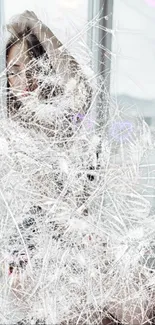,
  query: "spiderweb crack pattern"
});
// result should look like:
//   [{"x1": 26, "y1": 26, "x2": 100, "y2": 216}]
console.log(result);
[{"x1": 0, "y1": 9, "x2": 155, "y2": 325}]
